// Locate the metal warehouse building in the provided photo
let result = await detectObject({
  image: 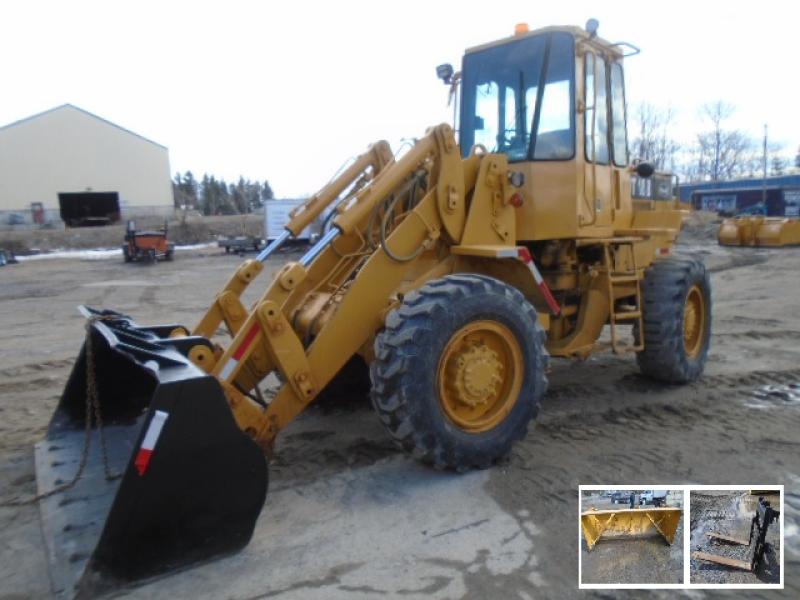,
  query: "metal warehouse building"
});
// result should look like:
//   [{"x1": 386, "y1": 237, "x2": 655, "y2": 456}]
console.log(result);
[
  {"x1": 0, "y1": 104, "x2": 173, "y2": 229},
  {"x1": 680, "y1": 174, "x2": 800, "y2": 217}
]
